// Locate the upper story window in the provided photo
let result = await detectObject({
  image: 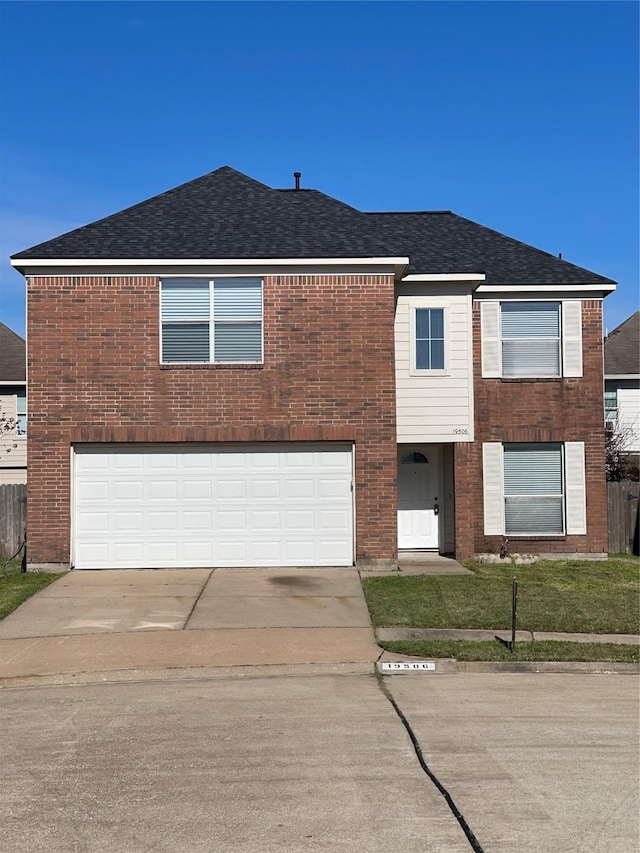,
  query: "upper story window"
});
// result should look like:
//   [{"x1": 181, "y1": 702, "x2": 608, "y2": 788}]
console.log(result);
[
  {"x1": 16, "y1": 391, "x2": 27, "y2": 434},
  {"x1": 160, "y1": 278, "x2": 263, "y2": 364},
  {"x1": 604, "y1": 387, "x2": 618, "y2": 426},
  {"x1": 501, "y1": 302, "x2": 560, "y2": 376},
  {"x1": 480, "y1": 300, "x2": 583, "y2": 379},
  {"x1": 415, "y1": 308, "x2": 445, "y2": 370}
]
